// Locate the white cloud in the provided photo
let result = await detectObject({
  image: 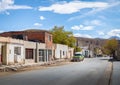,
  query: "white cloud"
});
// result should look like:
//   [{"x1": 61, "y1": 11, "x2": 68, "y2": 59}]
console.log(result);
[
  {"x1": 91, "y1": 20, "x2": 102, "y2": 26},
  {"x1": 5, "y1": 11, "x2": 10, "y2": 15},
  {"x1": 0, "y1": 0, "x2": 32, "y2": 14},
  {"x1": 0, "y1": 30, "x2": 4, "y2": 33},
  {"x1": 20, "y1": 27, "x2": 46, "y2": 31},
  {"x1": 40, "y1": 16, "x2": 45, "y2": 20},
  {"x1": 107, "y1": 29, "x2": 120, "y2": 37},
  {"x1": 71, "y1": 24, "x2": 94, "y2": 30},
  {"x1": 68, "y1": 1, "x2": 120, "y2": 21},
  {"x1": 39, "y1": 1, "x2": 108, "y2": 14},
  {"x1": 74, "y1": 33, "x2": 93, "y2": 38},
  {"x1": 97, "y1": 31, "x2": 105, "y2": 35},
  {"x1": 84, "y1": 20, "x2": 102, "y2": 26},
  {"x1": 34, "y1": 23, "x2": 42, "y2": 26}
]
